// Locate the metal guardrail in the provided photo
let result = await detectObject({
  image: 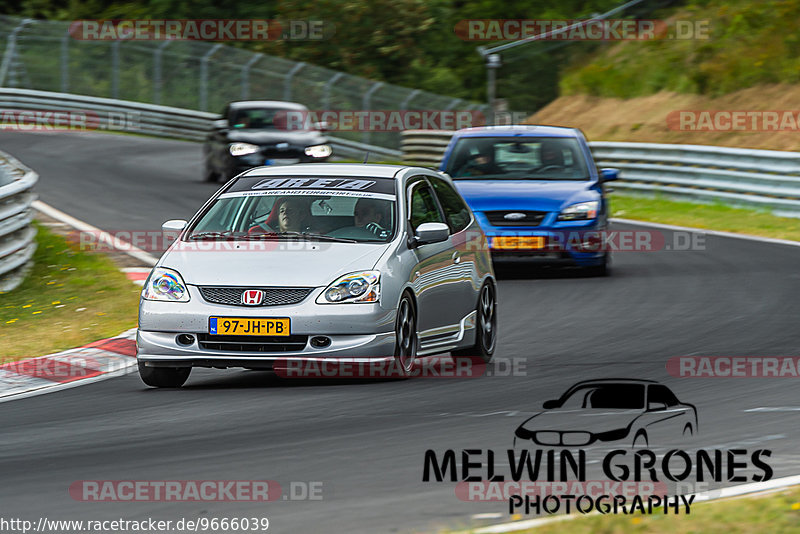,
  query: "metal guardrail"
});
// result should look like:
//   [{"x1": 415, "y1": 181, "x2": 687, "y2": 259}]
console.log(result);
[
  {"x1": 0, "y1": 150, "x2": 38, "y2": 292},
  {"x1": 0, "y1": 88, "x2": 402, "y2": 160},
  {"x1": 401, "y1": 130, "x2": 800, "y2": 216}
]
